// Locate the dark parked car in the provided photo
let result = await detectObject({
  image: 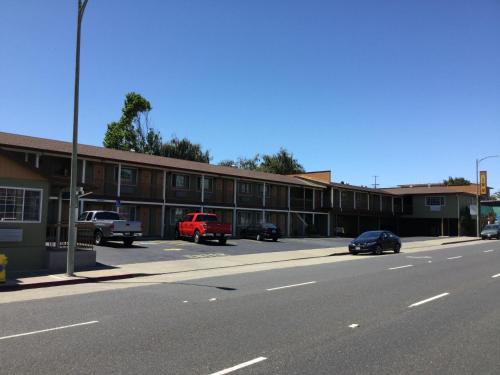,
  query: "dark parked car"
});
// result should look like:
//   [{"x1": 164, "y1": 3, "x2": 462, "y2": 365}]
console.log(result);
[
  {"x1": 348, "y1": 230, "x2": 401, "y2": 255},
  {"x1": 481, "y1": 224, "x2": 500, "y2": 240},
  {"x1": 240, "y1": 223, "x2": 280, "y2": 241}
]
